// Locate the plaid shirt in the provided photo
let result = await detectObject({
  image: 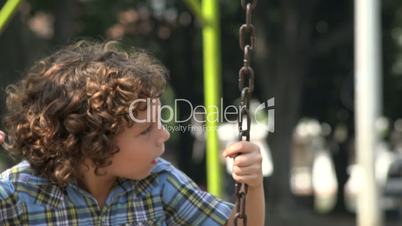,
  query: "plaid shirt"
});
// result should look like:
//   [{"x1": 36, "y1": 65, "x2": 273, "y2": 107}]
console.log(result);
[{"x1": 0, "y1": 158, "x2": 234, "y2": 226}]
